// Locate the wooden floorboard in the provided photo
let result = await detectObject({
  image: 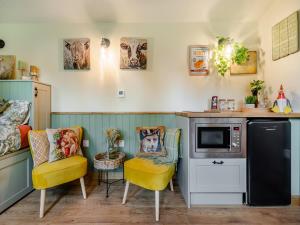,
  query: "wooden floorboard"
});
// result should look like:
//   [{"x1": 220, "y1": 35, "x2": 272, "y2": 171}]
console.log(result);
[{"x1": 1, "y1": 178, "x2": 300, "y2": 225}]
